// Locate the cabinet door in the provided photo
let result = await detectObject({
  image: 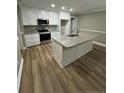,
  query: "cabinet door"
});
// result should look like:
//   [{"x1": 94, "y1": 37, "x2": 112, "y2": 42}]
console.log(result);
[
  {"x1": 32, "y1": 34, "x2": 40, "y2": 45},
  {"x1": 28, "y1": 8, "x2": 37, "y2": 25},
  {"x1": 24, "y1": 34, "x2": 40, "y2": 47},
  {"x1": 37, "y1": 9, "x2": 43, "y2": 19},
  {"x1": 42, "y1": 11, "x2": 49, "y2": 19},
  {"x1": 59, "y1": 12, "x2": 70, "y2": 20},
  {"x1": 49, "y1": 12, "x2": 58, "y2": 25},
  {"x1": 21, "y1": 7, "x2": 37, "y2": 25},
  {"x1": 65, "y1": 13, "x2": 70, "y2": 20},
  {"x1": 37, "y1": 10, "x2": 49, "y2": 19},
  {"x1": 54, "y1": 13, "x2": 59, "y2": 25},
  {"x1": 63, "y1": 47, "x2": 76, "y2": 63},
  {"x1": 21, "y1": 7, "x2": 30, "y2": 25},
  {"x1": 49, "y1": 12, "x2": 54, "y2": 25},
  {"x1": 76, "y1": 41, "x2": 93, "y2": 57},
  {"x1": 24, "y1": 34, "x2": 33, "y2": 47}
]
